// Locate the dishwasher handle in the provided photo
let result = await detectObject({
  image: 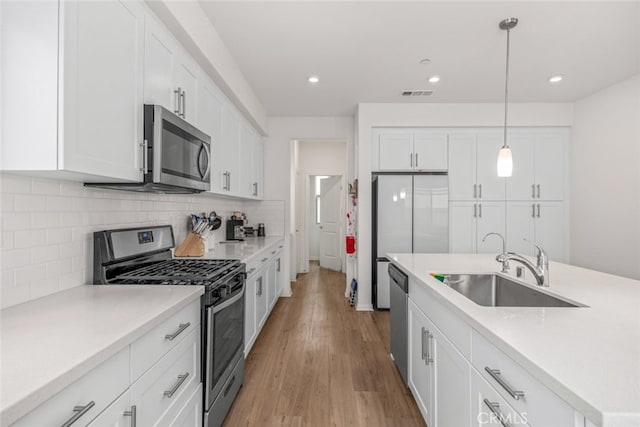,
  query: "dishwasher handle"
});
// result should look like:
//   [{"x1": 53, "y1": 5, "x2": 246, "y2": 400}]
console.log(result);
[{"x1": 388, "y1": 263, "x2": 409, "y2": 293}]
